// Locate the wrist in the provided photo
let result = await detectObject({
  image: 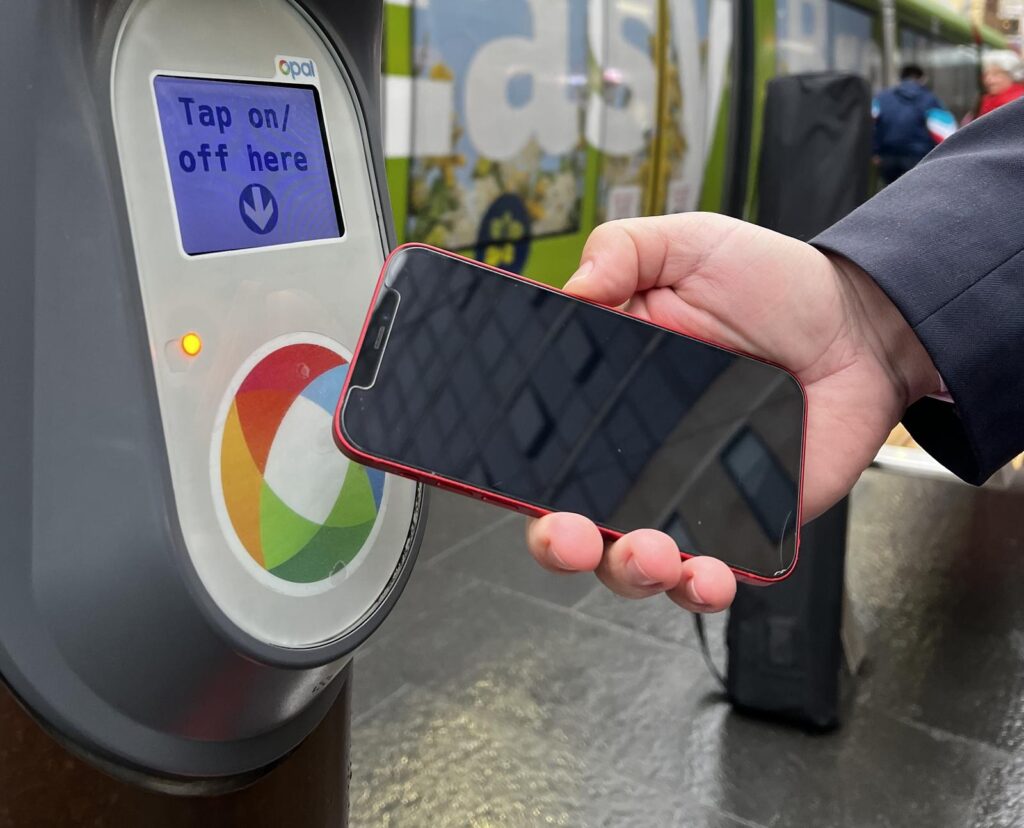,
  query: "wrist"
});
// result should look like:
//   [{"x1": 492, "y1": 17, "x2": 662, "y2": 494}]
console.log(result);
[{"x1": 830, "y1": 254, "x2": 941, "y2": 409}]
